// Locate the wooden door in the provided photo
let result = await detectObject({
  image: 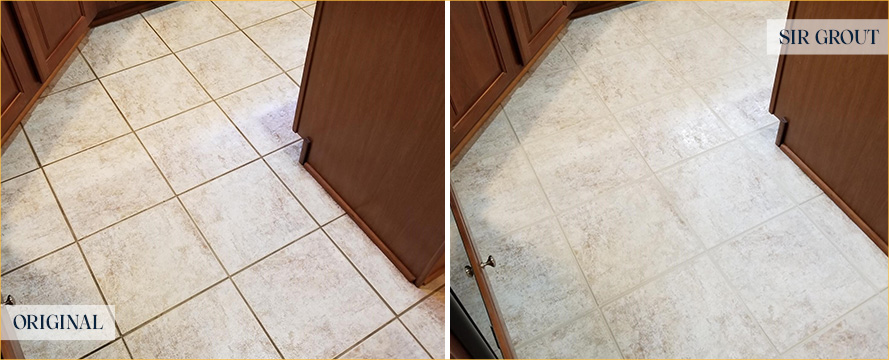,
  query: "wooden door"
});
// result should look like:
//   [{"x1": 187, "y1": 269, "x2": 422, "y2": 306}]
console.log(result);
[
  {"x1": 13, "y1": 1, "x2": 95, "y2": 81},
  {"x1": 293, "y1": 1, "x2": 445, "y2": 286},
  {"x1": 1, "y1": 2, "x2": 42, "y2": 140},
  {"x1": 771, "y1": 1, "x2": 888, "y2": 251},
  {"x1": 506, "y1": 1, "x2": 572, "y2": 63},
  {"x1": 451, "y1": 1, "x2": 522, "y2": 154}
]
